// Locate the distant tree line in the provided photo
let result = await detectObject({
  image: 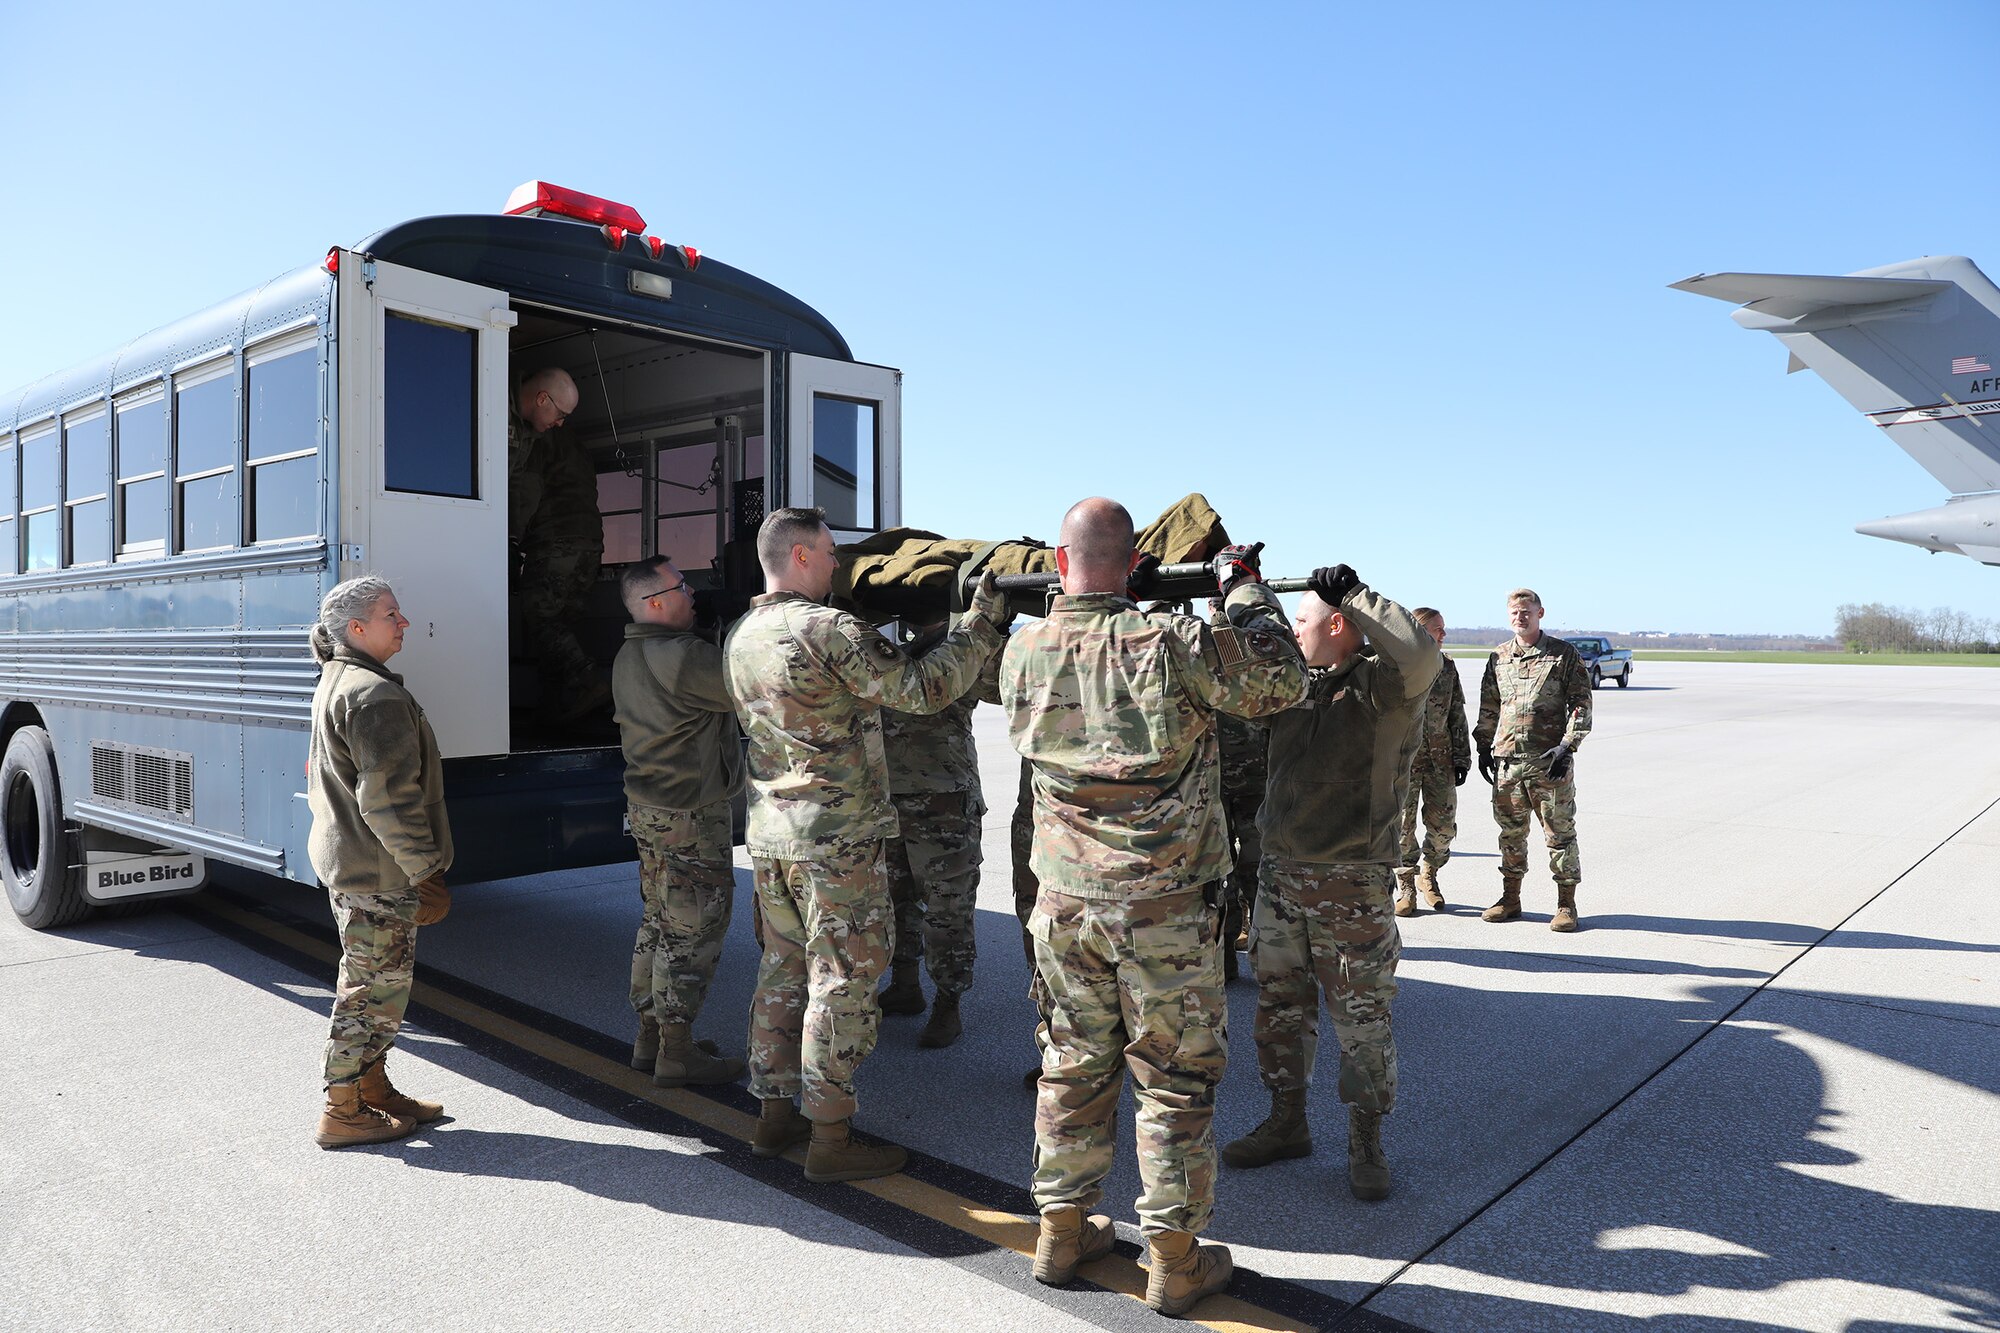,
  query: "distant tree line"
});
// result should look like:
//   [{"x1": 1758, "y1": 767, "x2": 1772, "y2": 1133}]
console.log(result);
[{"x1": 1835, "y1": 603, "x2": 2000, "y2": 654}]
